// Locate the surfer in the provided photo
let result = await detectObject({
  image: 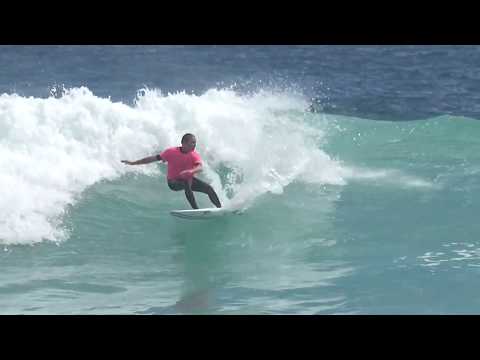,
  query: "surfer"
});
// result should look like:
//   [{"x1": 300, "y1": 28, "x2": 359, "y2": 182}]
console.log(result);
[{"x1": 121, "y1": 133, "x2": 222, "y2": 209}]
